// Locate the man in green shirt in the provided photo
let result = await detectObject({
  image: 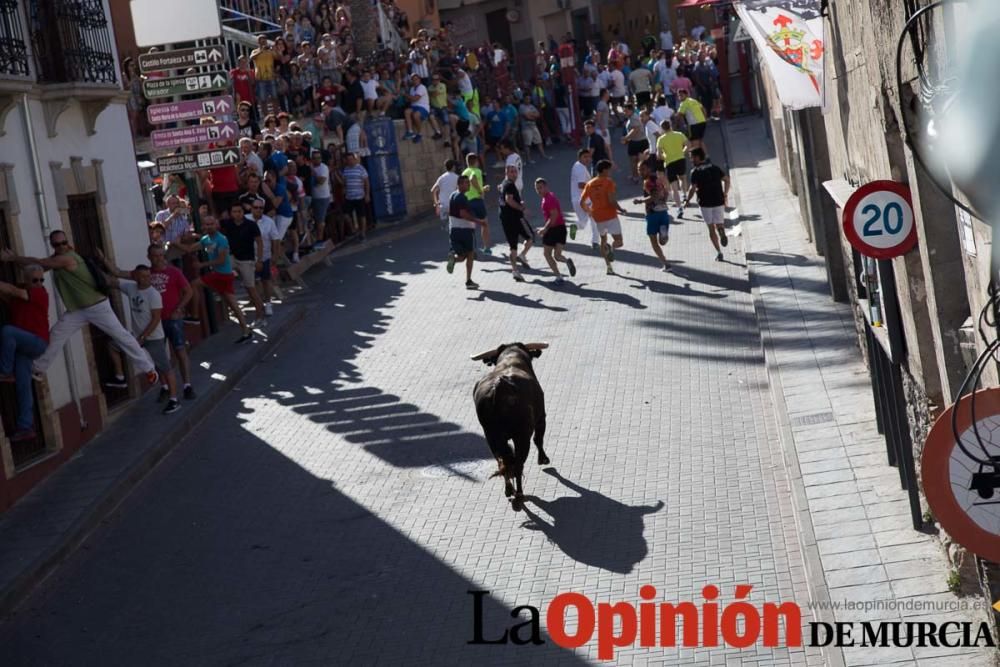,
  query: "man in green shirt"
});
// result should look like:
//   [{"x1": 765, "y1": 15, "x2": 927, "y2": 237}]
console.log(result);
[
  {"x1": 656, "y1": 119, "x2": 690, "y2": 217},
  {"x1": 1, "y1": 230, "x2": 158, "y2": 385}
]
